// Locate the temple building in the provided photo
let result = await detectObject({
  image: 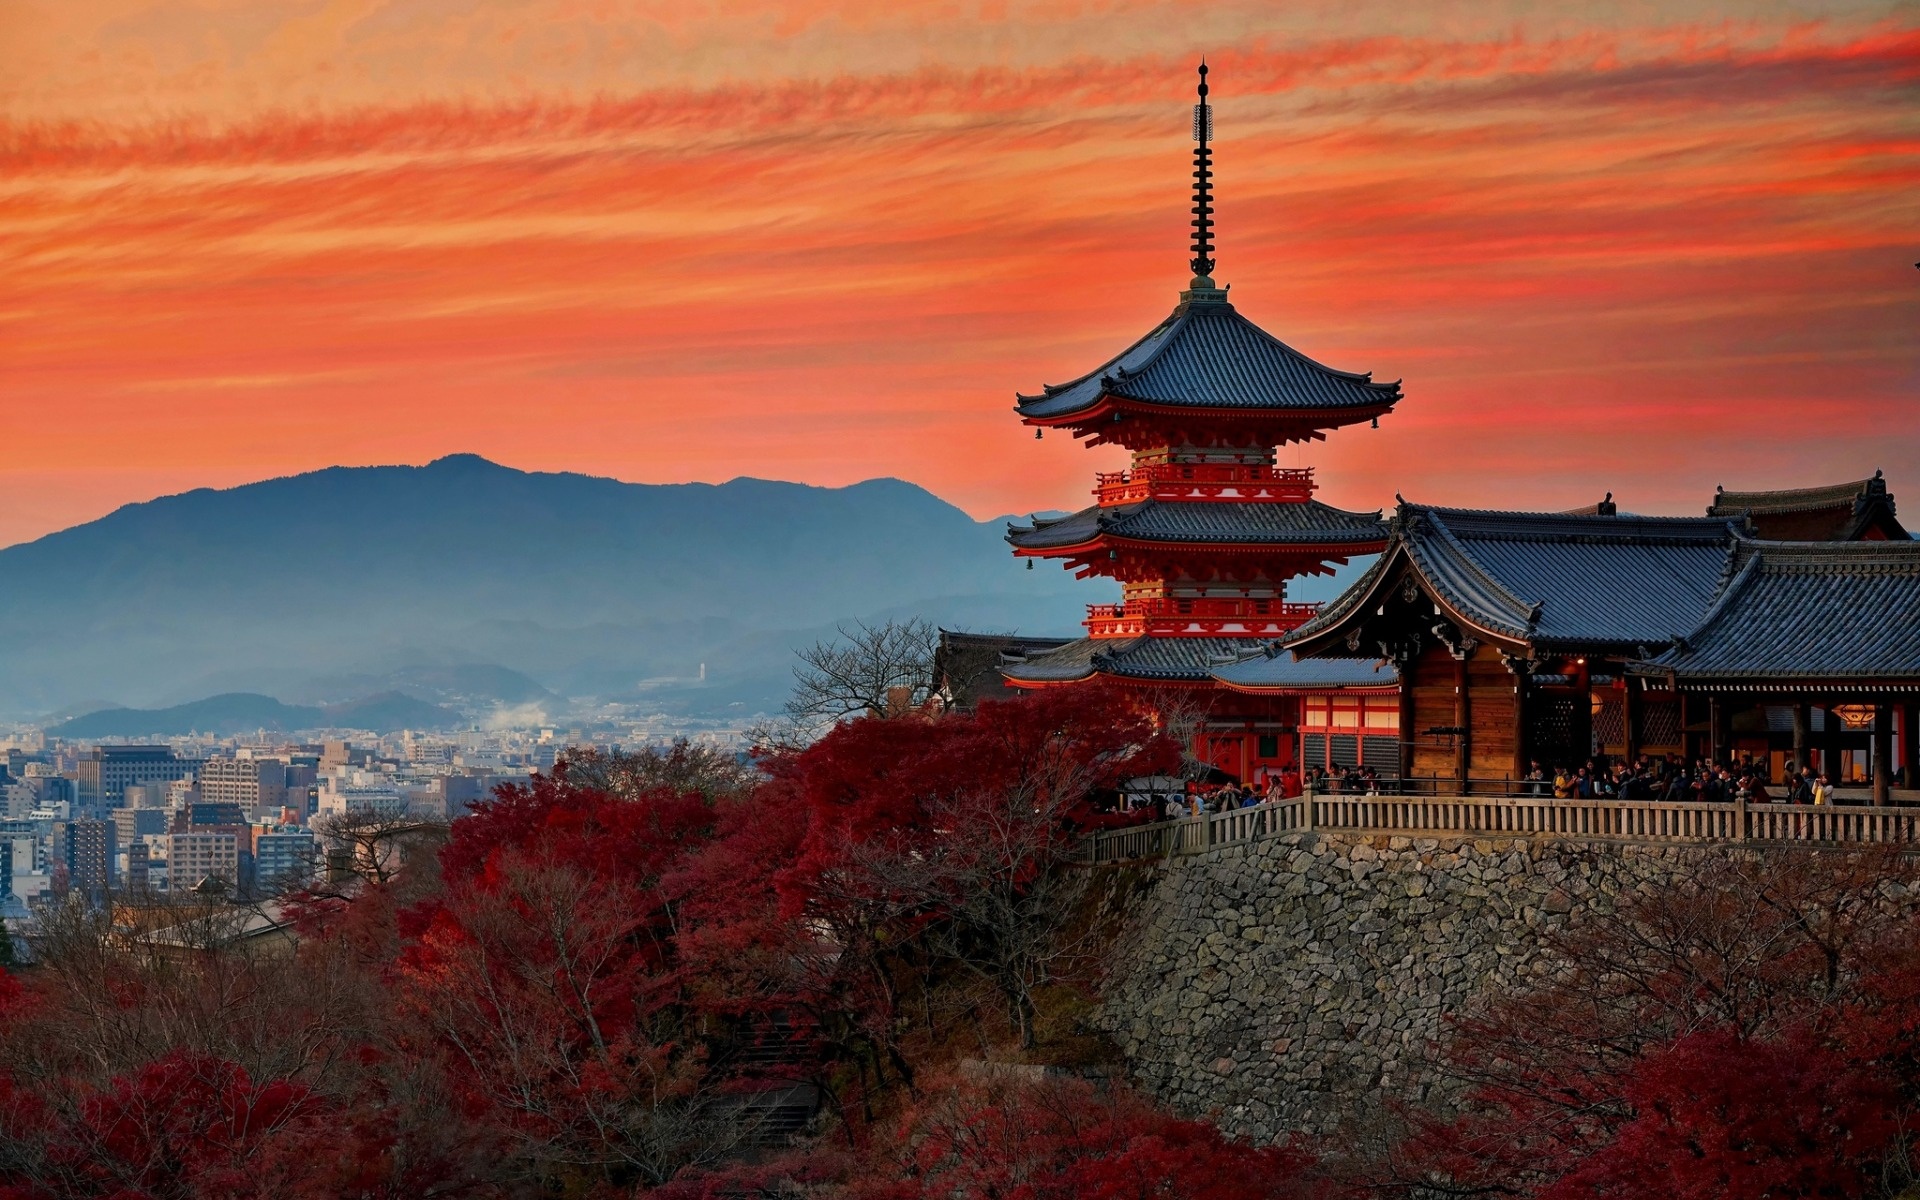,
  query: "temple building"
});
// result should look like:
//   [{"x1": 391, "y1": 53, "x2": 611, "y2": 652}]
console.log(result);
[
  {"x1": 998, "y1": 64, "x2": 1400, "y2": 781},
  {"x1": 1282, "y1": 499, "x2": 1920, "y2": 801},
  {"x1": 1707, "y1": 472, "x2": 1906, "y2": 541}
]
